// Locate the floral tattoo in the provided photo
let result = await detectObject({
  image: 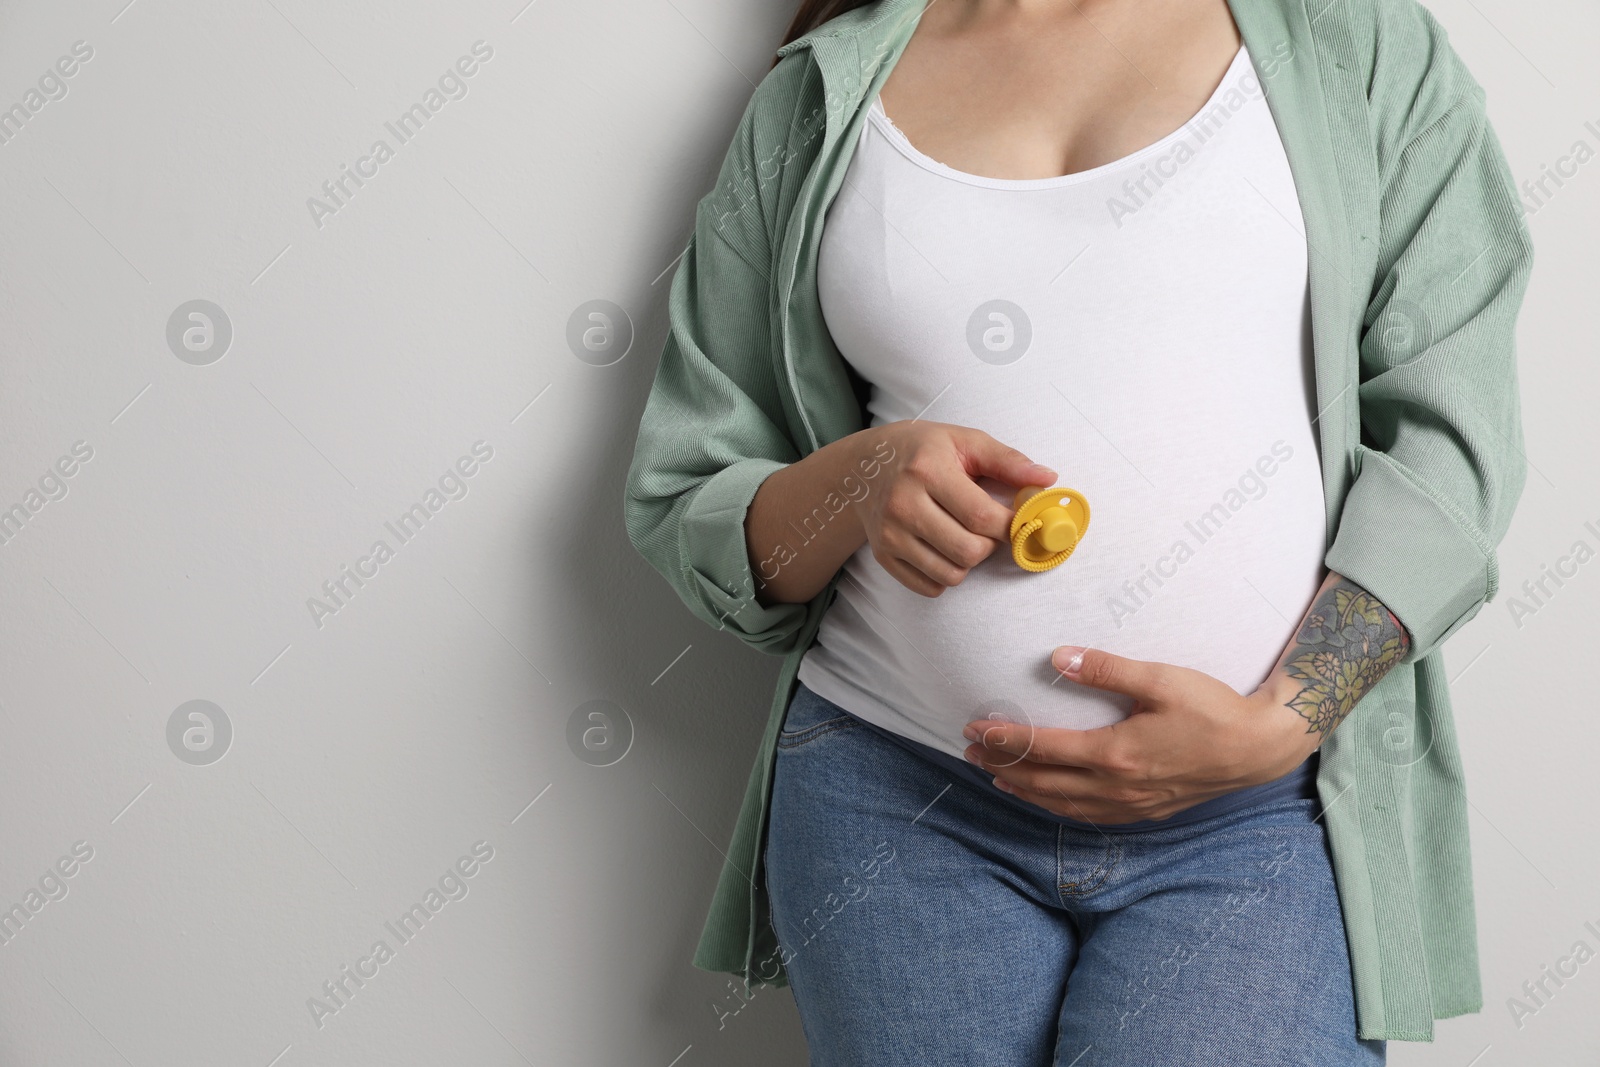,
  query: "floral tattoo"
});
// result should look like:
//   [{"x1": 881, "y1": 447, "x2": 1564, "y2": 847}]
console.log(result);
[{"x1": 1282, "y1": 579, "x2": 1410, "y2": 738}]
